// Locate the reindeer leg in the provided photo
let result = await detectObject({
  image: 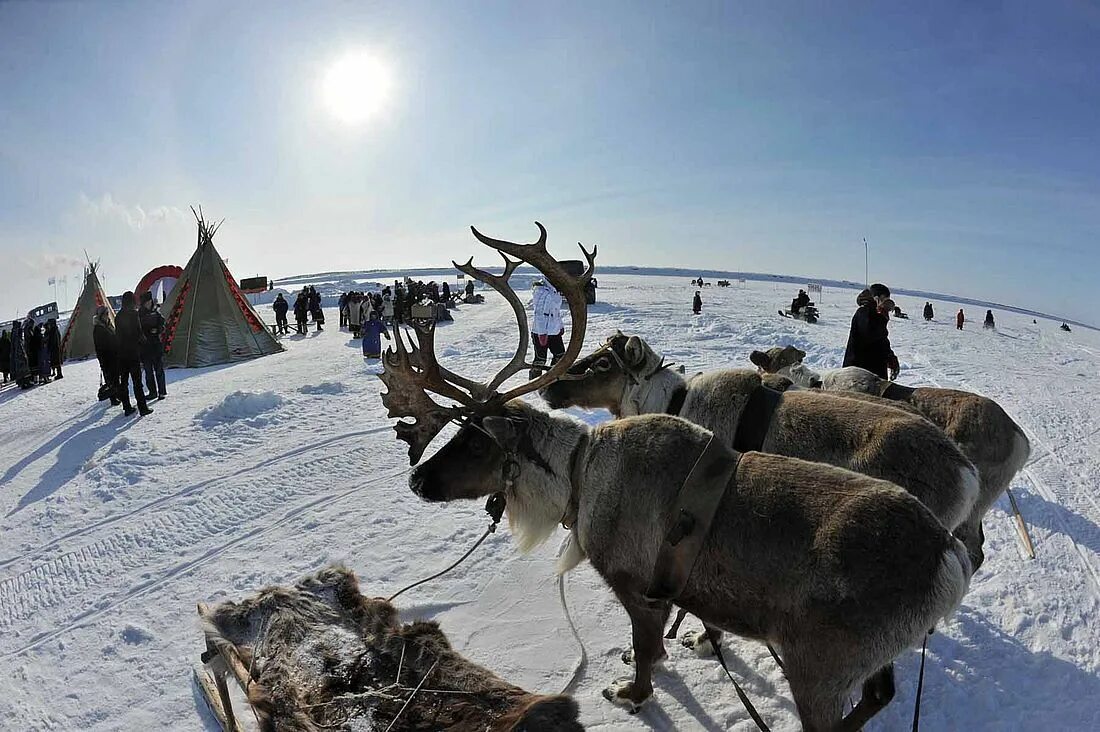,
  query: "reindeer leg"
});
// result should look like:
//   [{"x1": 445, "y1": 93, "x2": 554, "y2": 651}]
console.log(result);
[
  {"x1": 836, "y1": 664, "x2": 895, "y2": 732},
  {"x1": 664, "y1": 607, "x2": 689, "y2": 639},
  {"x1": 604, "y1": 599, "x2": 669, "y2": 714}
]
